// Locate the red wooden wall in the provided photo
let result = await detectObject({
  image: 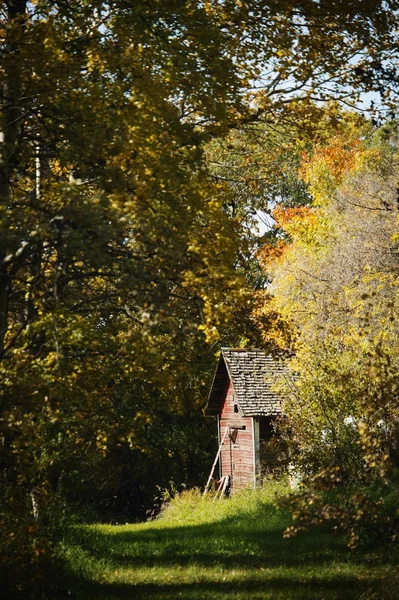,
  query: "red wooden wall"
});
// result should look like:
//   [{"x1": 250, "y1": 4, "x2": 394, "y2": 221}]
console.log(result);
[{"x1": 219, "y1": 382, "x2": 255, "y2": 492}]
